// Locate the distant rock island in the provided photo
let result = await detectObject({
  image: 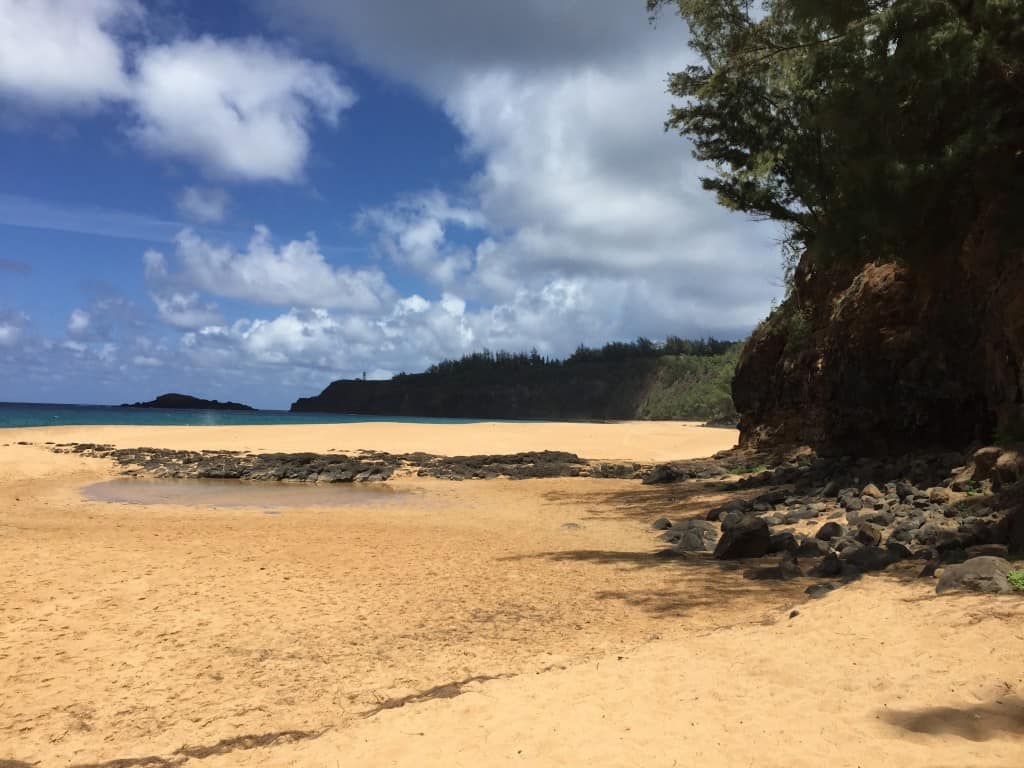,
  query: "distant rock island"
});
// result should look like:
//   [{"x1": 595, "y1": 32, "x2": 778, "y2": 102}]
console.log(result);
[
  {"x1": 291, "y1": 339, "x2": 741, "y2": 422},
  {"x1": 122, "y1": 393, "x2": 256, "y2": 411}
]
